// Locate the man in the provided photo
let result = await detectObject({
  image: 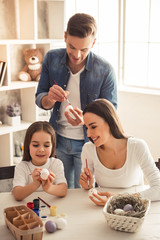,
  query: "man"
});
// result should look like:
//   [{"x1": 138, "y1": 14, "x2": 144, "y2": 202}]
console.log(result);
[{"x1": 36, "y1": 13, "x2": 117, "y2": 188}]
